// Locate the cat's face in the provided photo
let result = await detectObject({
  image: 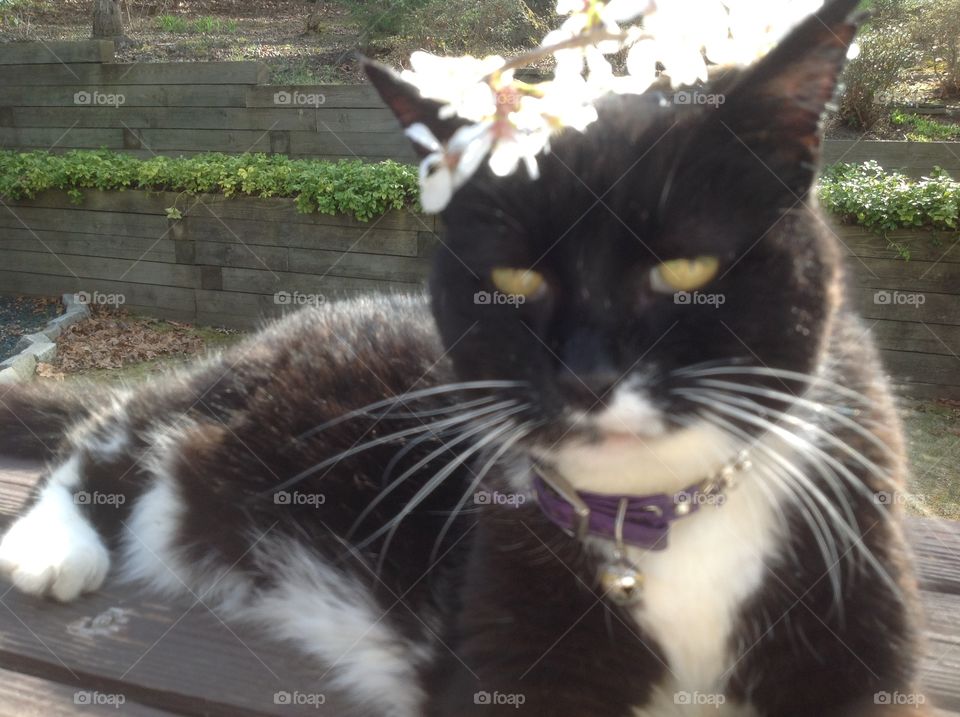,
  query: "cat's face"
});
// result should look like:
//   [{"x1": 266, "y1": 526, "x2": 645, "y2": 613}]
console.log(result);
[{"x1": 368, "y1": 0, "x2": 857, "y2": 490}]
